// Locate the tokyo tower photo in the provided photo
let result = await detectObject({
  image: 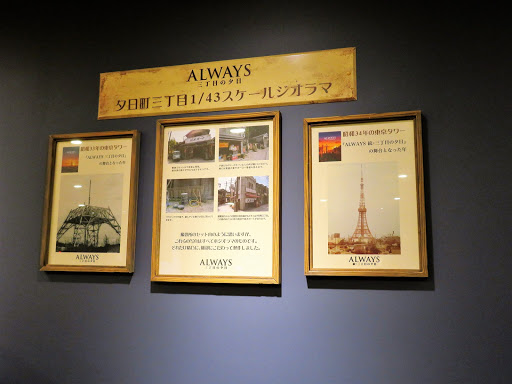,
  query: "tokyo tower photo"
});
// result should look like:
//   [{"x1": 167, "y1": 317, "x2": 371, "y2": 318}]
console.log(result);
[{"x1": 350, "y1": 165, "x2": 374, "y2": 244}]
